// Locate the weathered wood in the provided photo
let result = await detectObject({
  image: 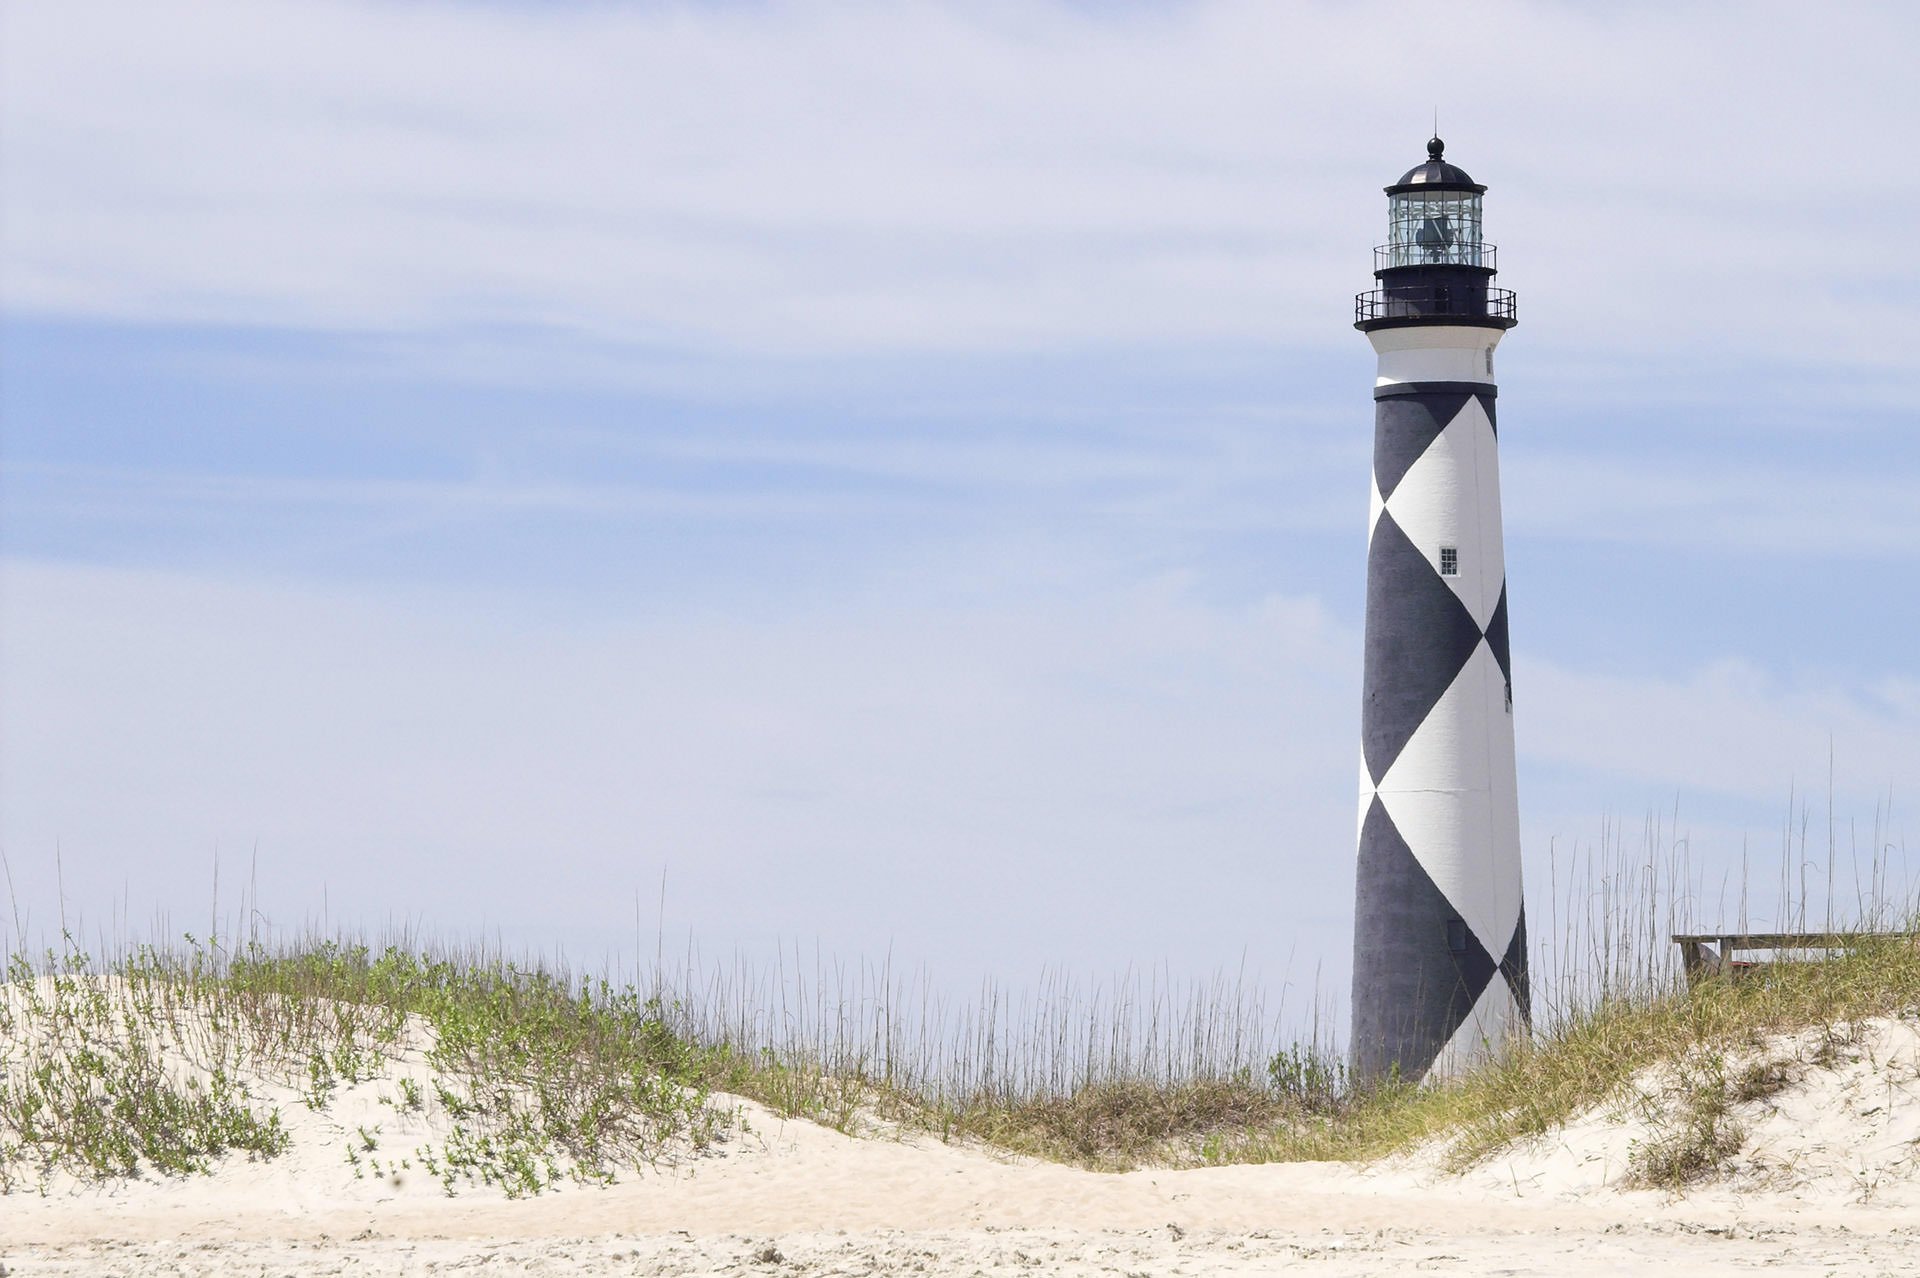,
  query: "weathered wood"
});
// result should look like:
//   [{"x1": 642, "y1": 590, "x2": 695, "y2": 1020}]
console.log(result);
[{"x1": 1670, "y1": 931, "x2": 1917, "y2": 990}]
